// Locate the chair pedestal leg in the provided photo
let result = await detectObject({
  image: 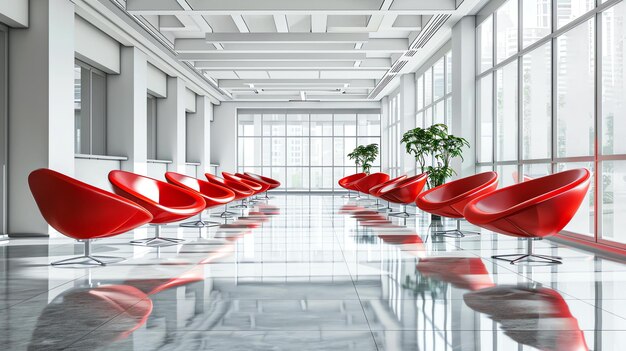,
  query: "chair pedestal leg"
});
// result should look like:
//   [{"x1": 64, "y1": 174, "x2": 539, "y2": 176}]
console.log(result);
[
  {"x1": 51, "y1": 240, "x2": 124, "y2": 266},
  {"x1": 131, "y1": 225, "x2": 185, "y2": 247},
  {"x1": 213, "y1": 205, "x2": 238, "y2": 219},
  {"x1": 369, "y1": 198, "x2": 386, "y2": 209},
  {"x1": 378, "y1": 201, "x2": 393, "y2": 212},
  {"x1": 432, "y1": 219, "x2": 480, "y2": 238},
  {"x1": 230, "y1": 200, "x2": 248, "y2": 209},
  {"x1": 180, "y1": 211, "x2": 221, "y2": 228},
  {"x1": 389, "y1": 204, "x2": 411, "y2": 218},
  {"x1": 492, "y1": 238, "x2": 562, "y2": 265}
]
